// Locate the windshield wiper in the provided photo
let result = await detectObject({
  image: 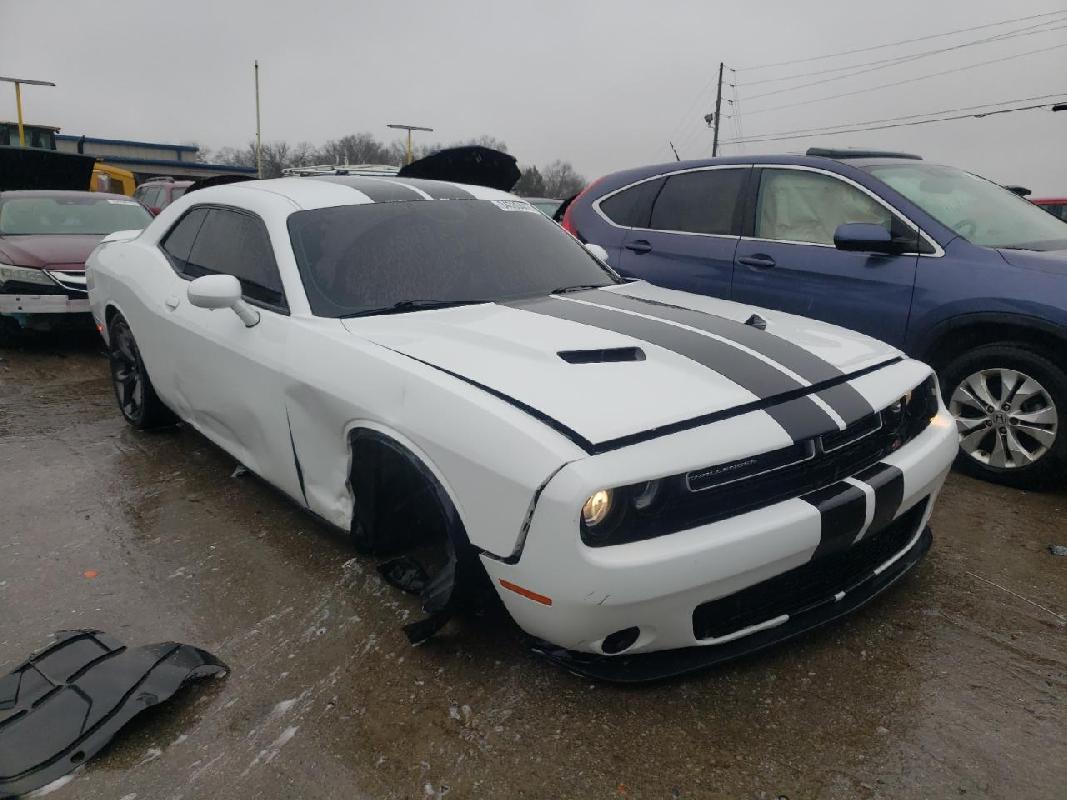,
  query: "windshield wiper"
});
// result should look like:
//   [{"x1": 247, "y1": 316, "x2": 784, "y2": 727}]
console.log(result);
[
  {"x1": 341, "y1": 299, "x2": 484, "y2": 318},
  {"x1": 549, "y1": 284, "x2": 607, "y2": 295}
]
